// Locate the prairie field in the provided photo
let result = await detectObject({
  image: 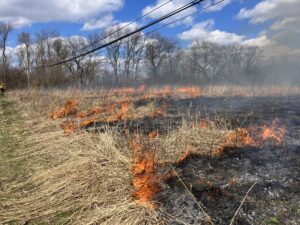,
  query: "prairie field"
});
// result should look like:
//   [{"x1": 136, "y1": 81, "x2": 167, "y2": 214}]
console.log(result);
[{"x1": 0, "y1": 85, "x2": 299, "y2": 225}]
